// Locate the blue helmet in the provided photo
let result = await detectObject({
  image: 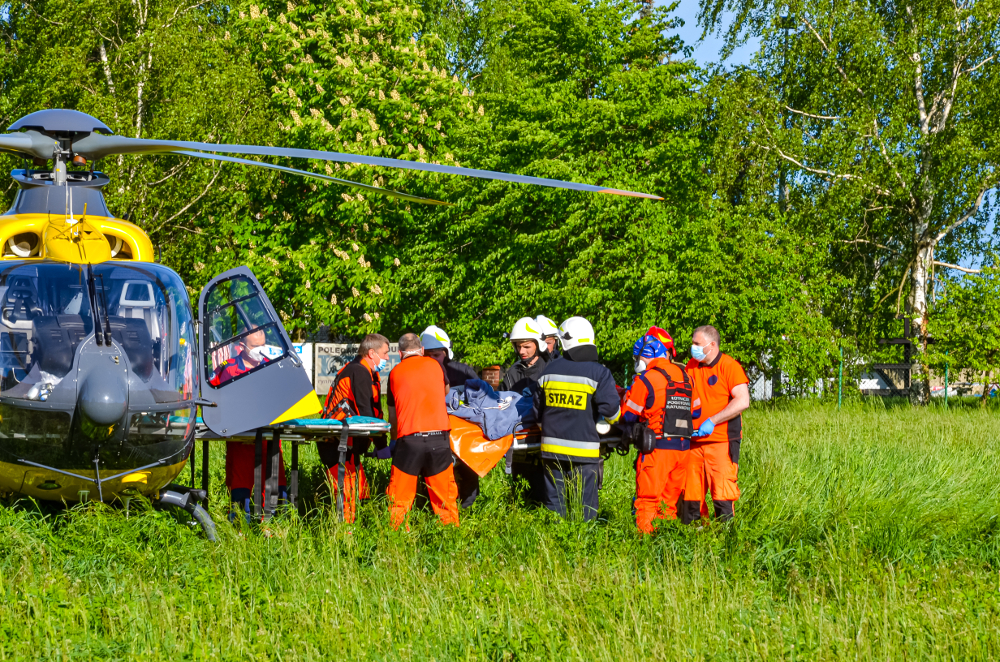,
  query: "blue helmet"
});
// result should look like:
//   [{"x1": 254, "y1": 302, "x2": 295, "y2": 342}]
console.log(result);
[{"x1": 632, "y1": 335, "x2": 669, "y2": 360}]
